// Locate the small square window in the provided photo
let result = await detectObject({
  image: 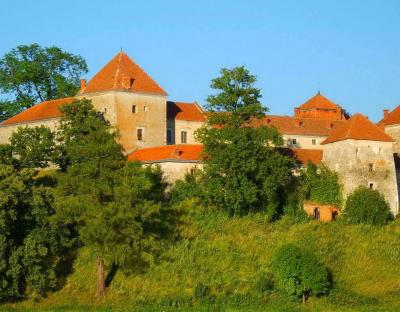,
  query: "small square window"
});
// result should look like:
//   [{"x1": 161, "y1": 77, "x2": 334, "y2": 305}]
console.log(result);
[
  {"x1": 144, "y1": 106, "x2": 148, "y2": 112},
  {"x1": 368, "y1": 182, "x2": 377, "y2": 189},
  {"x1": 312, "y1": 139, "x2": 316, "y2": 145},
  {"x1": 368, "y1": 163, "x2": 374, "y2": 172},
  {"x1": 181, "y1": 131, "x2": 188, "y2": 144},
  {"x1": 132, "y1": 105, "x2": 136, "y2": 113},
  {"x1": 292, "y1": 138, "x2": 297, "y2": 145},
  {"x1": 137, "y1": 128, "x2": 143, "y2": 141}
]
